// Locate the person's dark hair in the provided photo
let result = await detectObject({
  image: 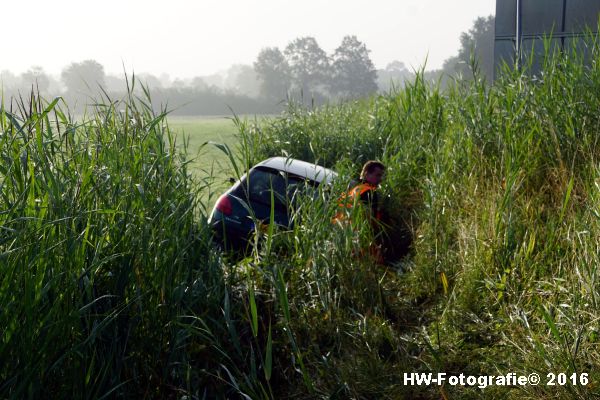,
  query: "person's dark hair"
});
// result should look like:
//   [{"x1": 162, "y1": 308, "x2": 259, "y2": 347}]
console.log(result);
[{"x1": 360, "y1": 160, "x2": 385, "y2": 180}]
